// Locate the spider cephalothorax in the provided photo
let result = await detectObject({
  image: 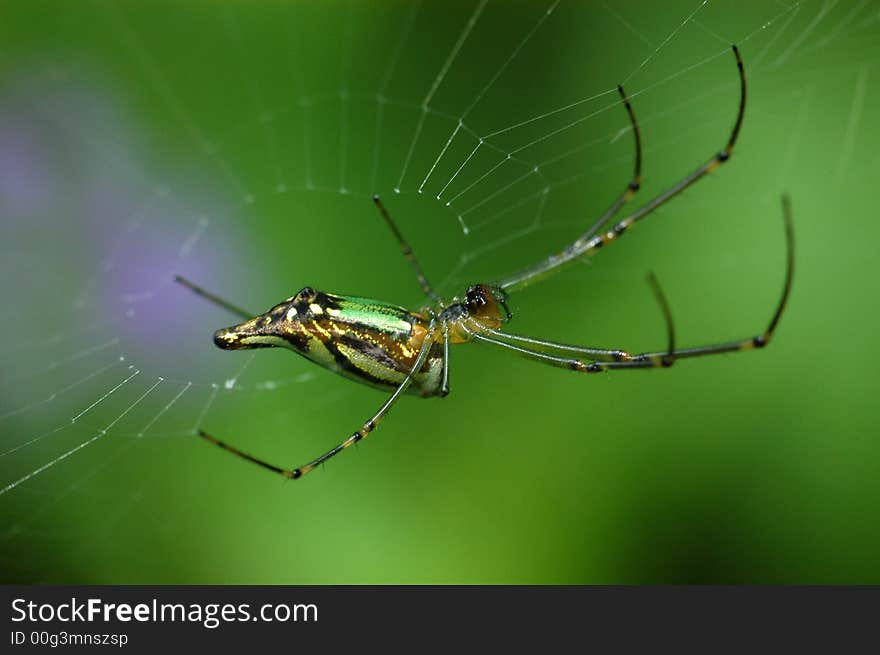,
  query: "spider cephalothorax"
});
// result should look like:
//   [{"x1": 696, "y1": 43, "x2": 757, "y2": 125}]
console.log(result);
[
  {"x1": 464, "y1": 284, "x2": 511, "y2": 325},
  {"x1": 439, "y1": 283, "x2": 511, "y2": 343}
]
